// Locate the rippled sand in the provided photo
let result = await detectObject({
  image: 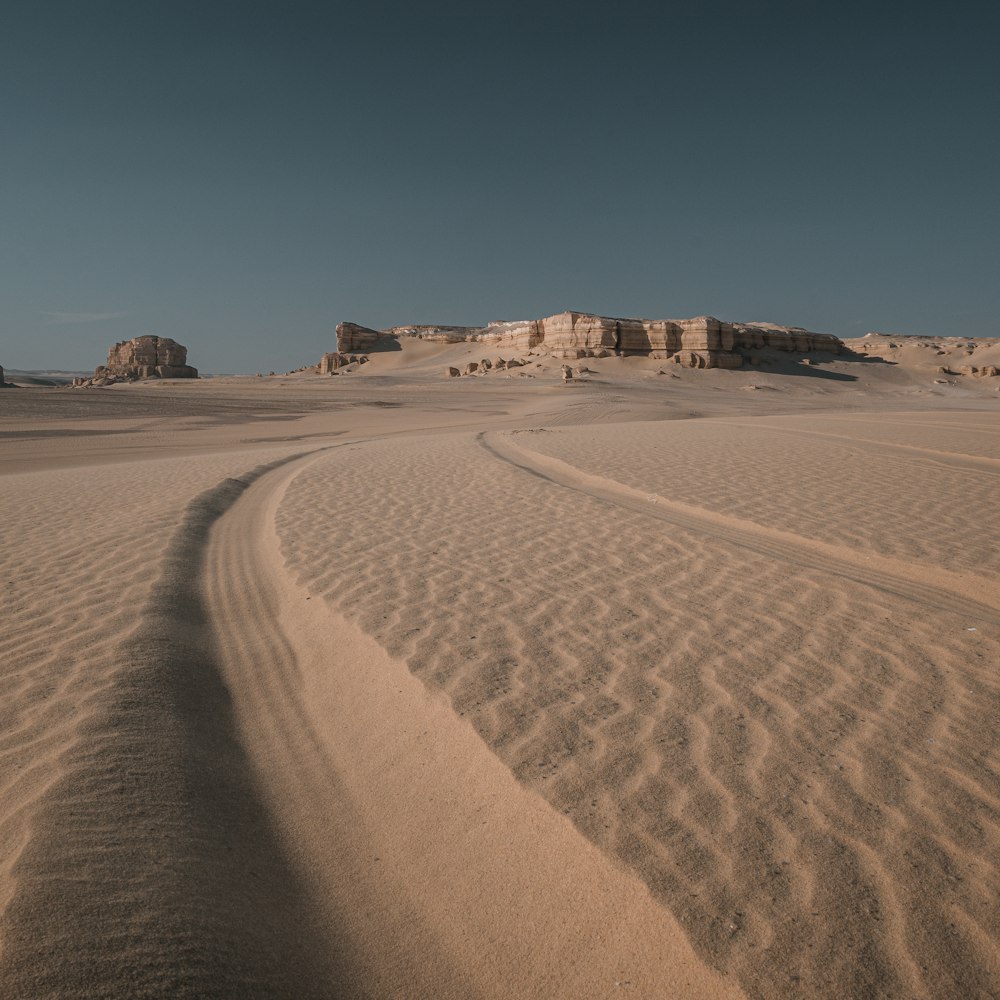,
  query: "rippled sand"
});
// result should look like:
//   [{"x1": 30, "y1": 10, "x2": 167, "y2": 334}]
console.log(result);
[{"x1": 1, "y1": 355, "x2": 998, "y2": 998}]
